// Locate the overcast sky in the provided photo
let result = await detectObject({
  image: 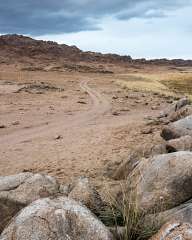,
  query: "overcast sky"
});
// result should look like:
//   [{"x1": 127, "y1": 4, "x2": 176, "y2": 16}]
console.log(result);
[{"x1": 0, "y1": 0, "x2": 192, "y2": 59}]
